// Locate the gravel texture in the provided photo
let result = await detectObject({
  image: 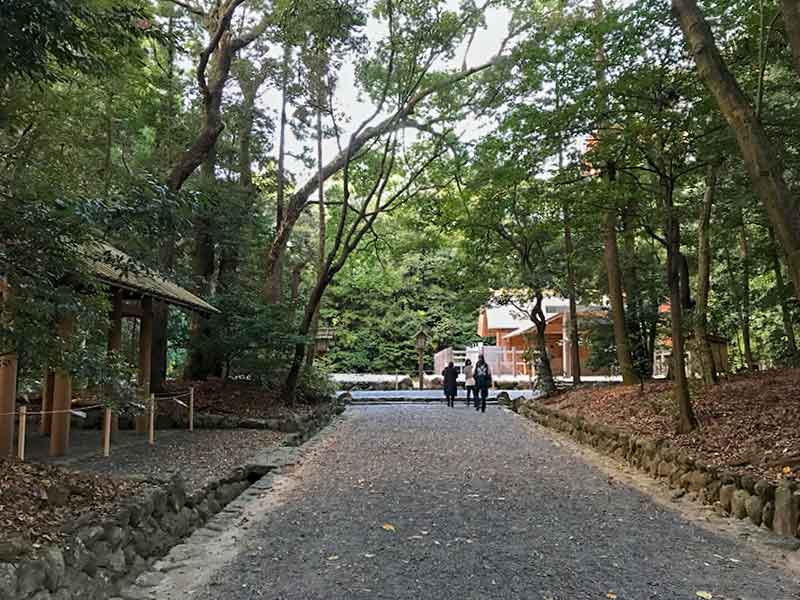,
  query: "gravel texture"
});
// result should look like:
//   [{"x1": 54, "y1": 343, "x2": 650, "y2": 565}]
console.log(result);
[
  {"x1": 194, "y1": 405, "x2": 798, "y2": 600},
  {"x1": 52, "y1": 429, "x2": 283, "y2": 491}
]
